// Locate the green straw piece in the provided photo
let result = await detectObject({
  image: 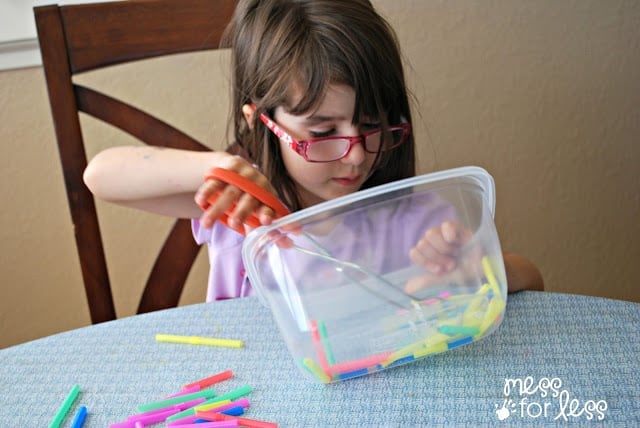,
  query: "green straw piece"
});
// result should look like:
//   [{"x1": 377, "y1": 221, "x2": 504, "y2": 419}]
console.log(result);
[
  {"x1": 210, "y1": 384, "x2": 252, "y2": 403},
  {"x1": 137, "y1": 387, "x2": 216, "y2": 412},
  {"x1": 317, "y1": 321, "x2": 336, "y2": 365},
  {"x1": 439, "y1": 324, "x2": 481, "y2": 336},
  {"x1": 300, "y1": 358, "x2": 331, "y2": 383},
  {"x1": 49, "y1": 384, "x2": 81, "y2": 428}
]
